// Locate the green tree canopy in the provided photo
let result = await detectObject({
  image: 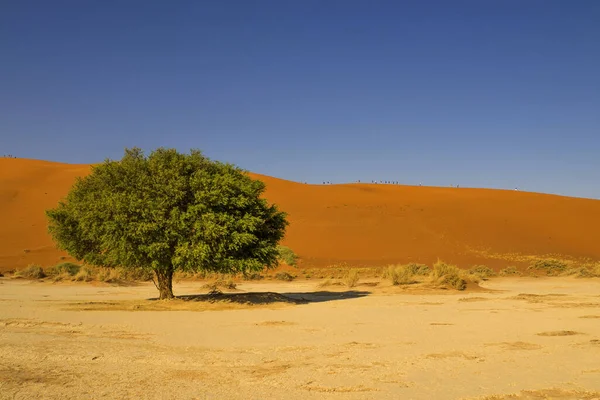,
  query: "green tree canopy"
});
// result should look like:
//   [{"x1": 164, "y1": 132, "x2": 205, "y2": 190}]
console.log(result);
[{"x1": 46, "y1": 148, "x2": 288, "y2": 299}]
